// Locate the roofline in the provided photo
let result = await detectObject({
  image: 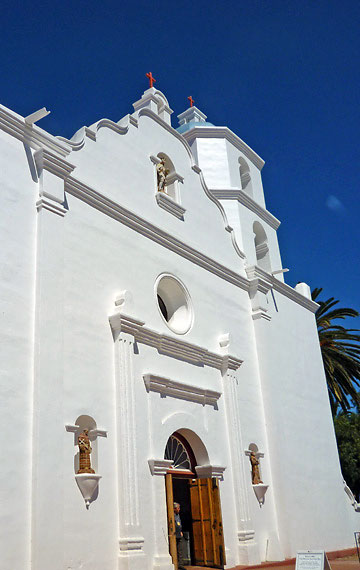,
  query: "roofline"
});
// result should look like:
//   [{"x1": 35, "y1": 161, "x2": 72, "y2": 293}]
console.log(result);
[{"x1": 180, "y1": 125, "x2": 265, "y2": 171}]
